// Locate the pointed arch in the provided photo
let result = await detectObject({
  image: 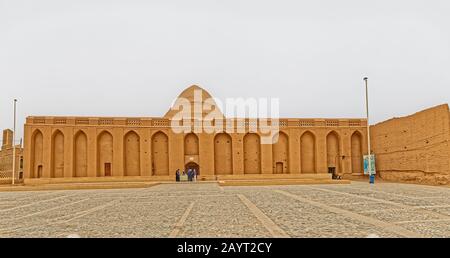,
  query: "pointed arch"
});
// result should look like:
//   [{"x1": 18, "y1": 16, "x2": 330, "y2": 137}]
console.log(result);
[
  {"x1": 124, "y1": 131, "x2": 140, "y2": 176},
  {"x1": 97, "y1": 130, "x2": 113, "y2": 177},
  {"x1": 244, "y1": 133, "x2": 261, "y2": 174},
  {"x1": 31, "y1": 129, "x2": 44, "y2": 178},
  {"x1": 351, "y1": 131, "x2": 363, "y2": 174},
  {"x1": 73, "y1": 130, "x2": 87, "y2": 177},
  {"x1": 300, "y1": 131, "x2": 316, "y2": 173},
  {"x1": 214, "y1": 133, "x2": 233, "y2": 175},
  {"x1": 152, "y1": 131, "x2": 169, "y2": 176},
  {"x1": 184, "y1": 133, "x2": 199, "y2": 156},
  {"x1": 51, "y1": 130, "x2": 64, "y2": 178},
  {"x1": 326, "y1": 131, "x2": 340, "y2": 173},
  {"x1": 272, "y1": 132, "x2": 289, "y2": 174}
]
